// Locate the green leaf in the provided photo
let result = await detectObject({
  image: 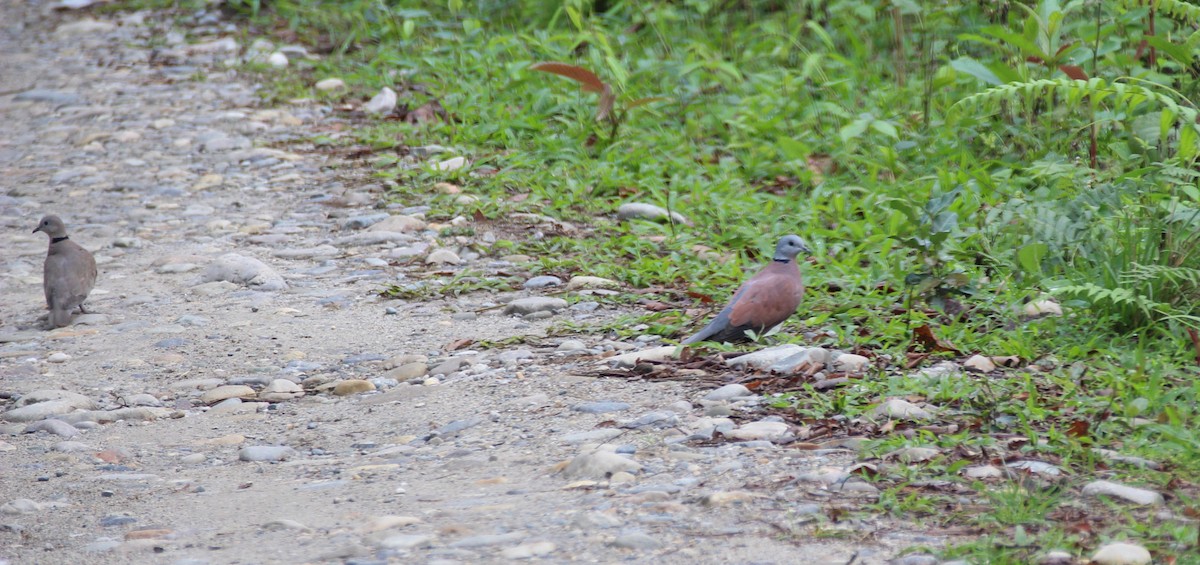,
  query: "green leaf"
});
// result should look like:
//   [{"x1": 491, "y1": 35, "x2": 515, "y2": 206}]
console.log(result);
[
  {"x1": 950, "y1": 57, "x2": 1002, "y2": 86},
  {"x1": 931, "y1": 211, "x2": 958, "y2": 234},
  {"x1": 1017, "y1": 242, "x2": 1049, "y2": 275},
  {"x1": 839, "y1": 116, "x2": 871, "y2": 143},
  {"x1": 1145, "y1": 36, "x2": 1196, "y2": 68},
  {"x1": 871, "y1": 120, "x2": 899, "y2": 139}
]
